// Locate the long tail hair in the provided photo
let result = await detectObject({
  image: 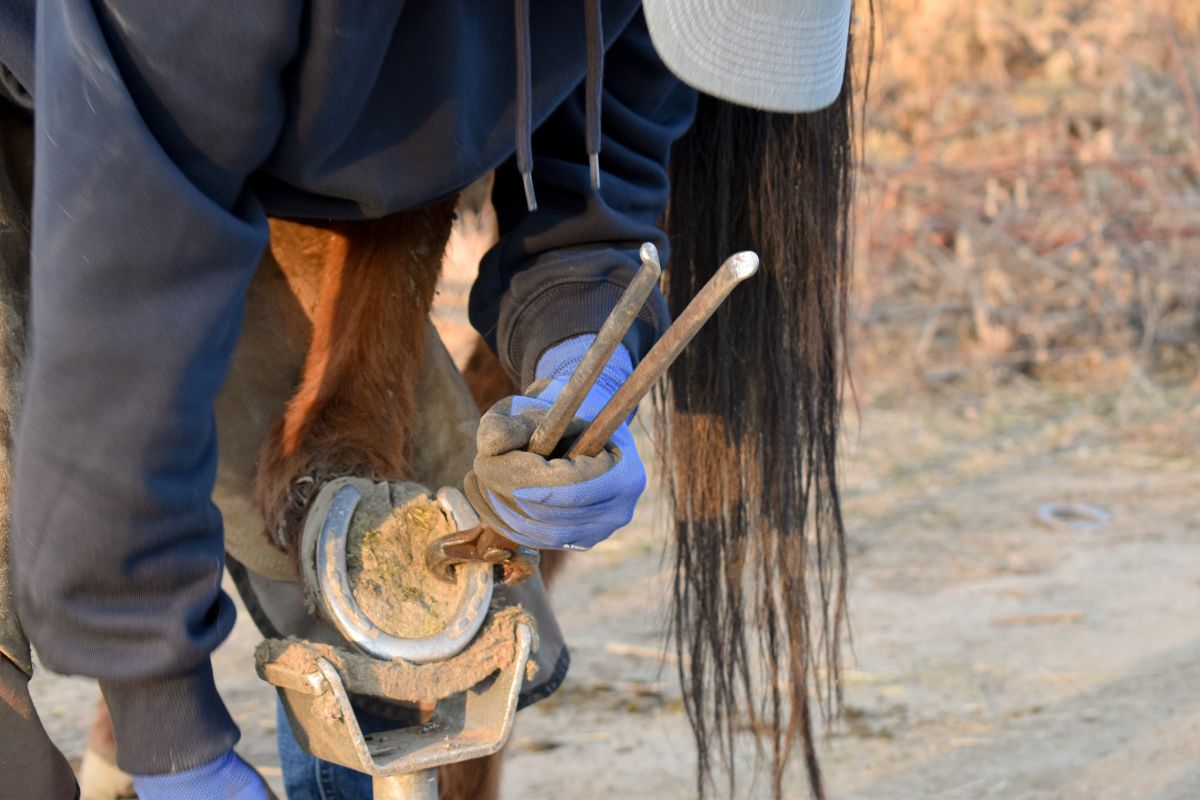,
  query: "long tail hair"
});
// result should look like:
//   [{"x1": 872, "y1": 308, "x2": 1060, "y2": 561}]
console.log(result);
[{"x1": 657, "y1": 19, "x2": 863, "y2": 800}]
